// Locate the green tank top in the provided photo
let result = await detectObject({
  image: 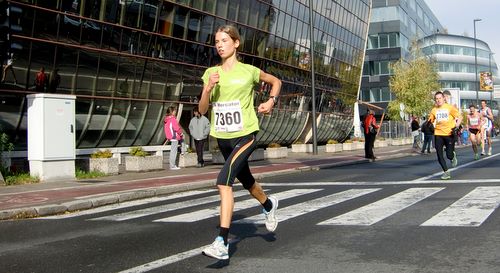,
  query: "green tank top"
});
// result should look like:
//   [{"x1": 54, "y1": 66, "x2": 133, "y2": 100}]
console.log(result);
[{"x1": 201, "y1": 62, "x2": 260, "y2": 139}]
